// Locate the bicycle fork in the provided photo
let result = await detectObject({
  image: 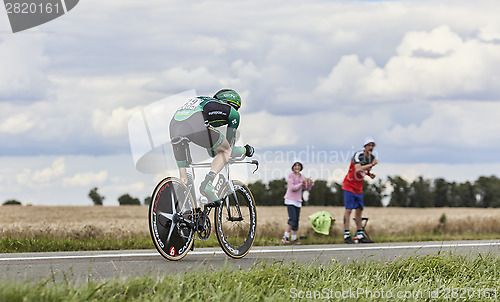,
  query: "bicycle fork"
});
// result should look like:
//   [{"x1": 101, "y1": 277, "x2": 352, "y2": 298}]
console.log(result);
[{"x1": 216, "y1": 175, "x2": 244, "y2": 222}]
